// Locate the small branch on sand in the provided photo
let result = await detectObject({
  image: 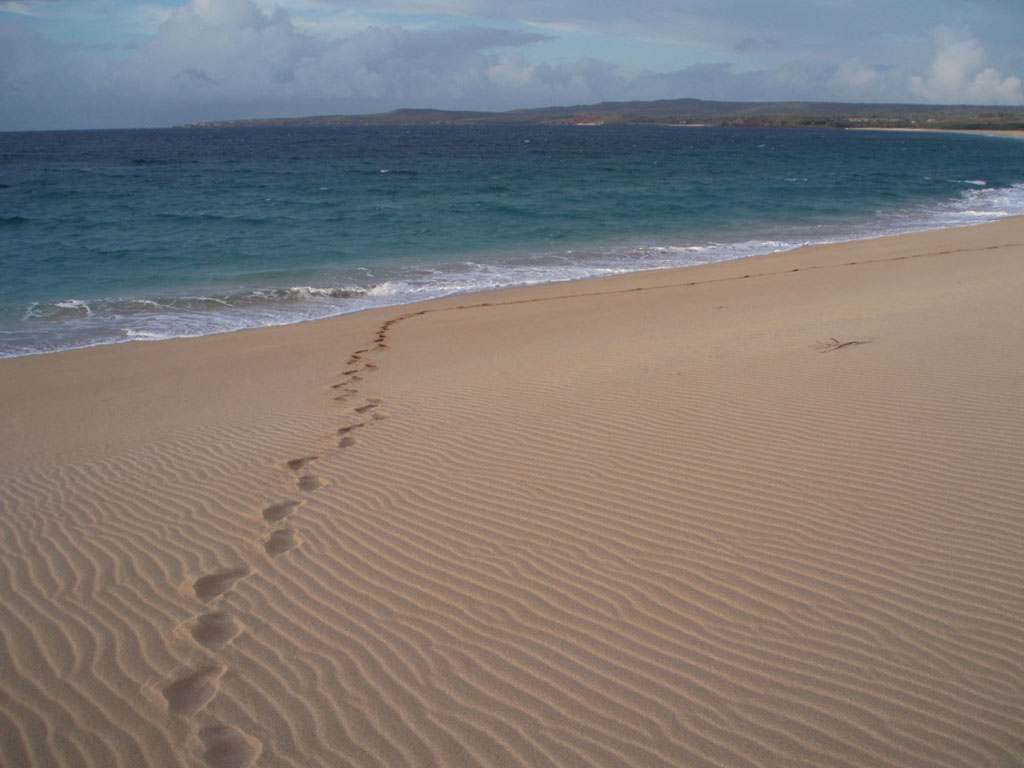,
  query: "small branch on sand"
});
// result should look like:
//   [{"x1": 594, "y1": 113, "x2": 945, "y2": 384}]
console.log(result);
[{"x1": 819, "y1": 337, "x2": 869, "y2": 353}]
